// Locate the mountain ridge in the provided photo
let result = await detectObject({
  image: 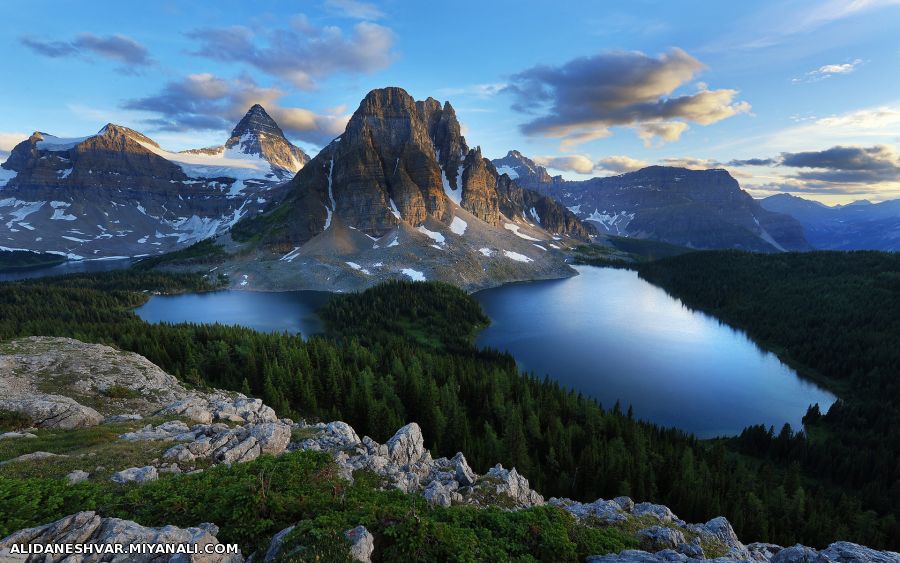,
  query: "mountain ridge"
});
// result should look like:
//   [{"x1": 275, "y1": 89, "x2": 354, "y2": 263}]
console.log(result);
[
  {"x1": 0, "y1": 106, "x2": 304, "y2": 260},
  {"x1": 492, "y1": 150, "x2": 810, "y2": 252}
]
